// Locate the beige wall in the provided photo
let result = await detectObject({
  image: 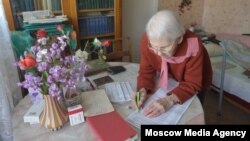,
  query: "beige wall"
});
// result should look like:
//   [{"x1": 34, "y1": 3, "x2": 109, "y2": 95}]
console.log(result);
[
  {"x1": 123, "y1": 0, "x2": 250, "y2": 62},
  {"x1": 202, "y1": 0, "x2": 250, "y2": 34},
  {"x1": 122, "y1": 0, "x2": 158, "y2": 63},
  {"x1": 158, "y1": 0, "x2": 205, "y2": 27},
  {"x1": 158, "y1": 0, "x2": 250, "y2": 34}
]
